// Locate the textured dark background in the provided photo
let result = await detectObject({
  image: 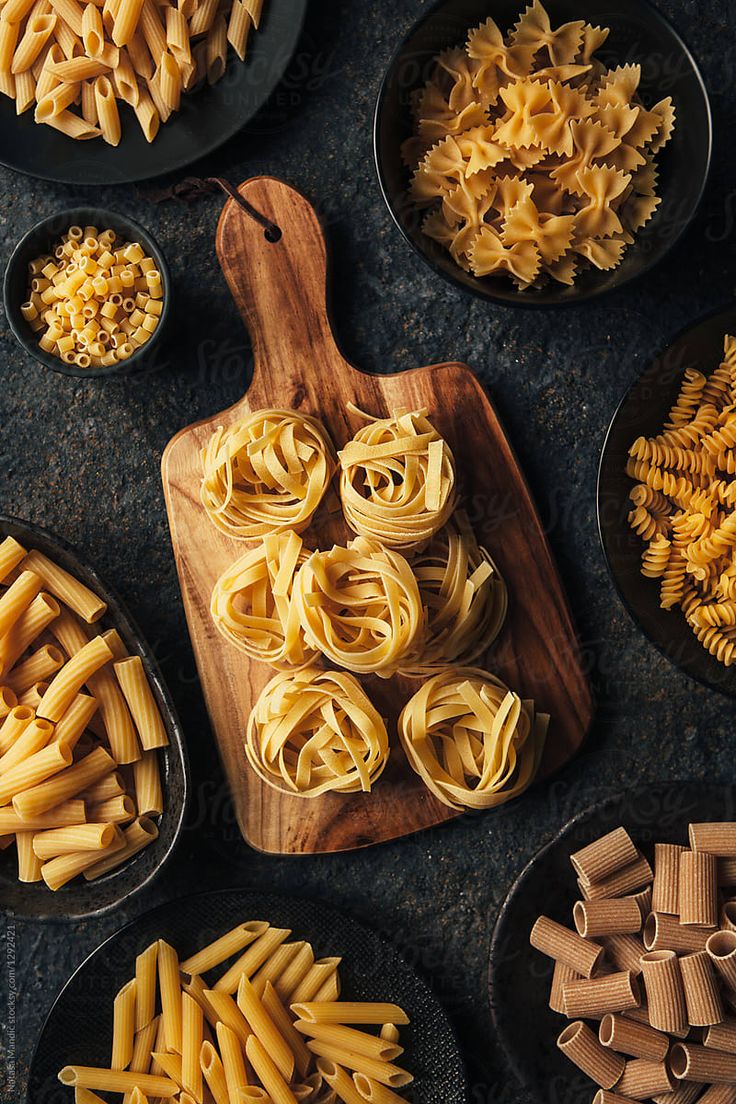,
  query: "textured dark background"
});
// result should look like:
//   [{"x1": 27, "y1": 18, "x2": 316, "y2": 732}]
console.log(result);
[{"x1": 1, "y1": 0, "x2": 735, "y2": 1100}]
